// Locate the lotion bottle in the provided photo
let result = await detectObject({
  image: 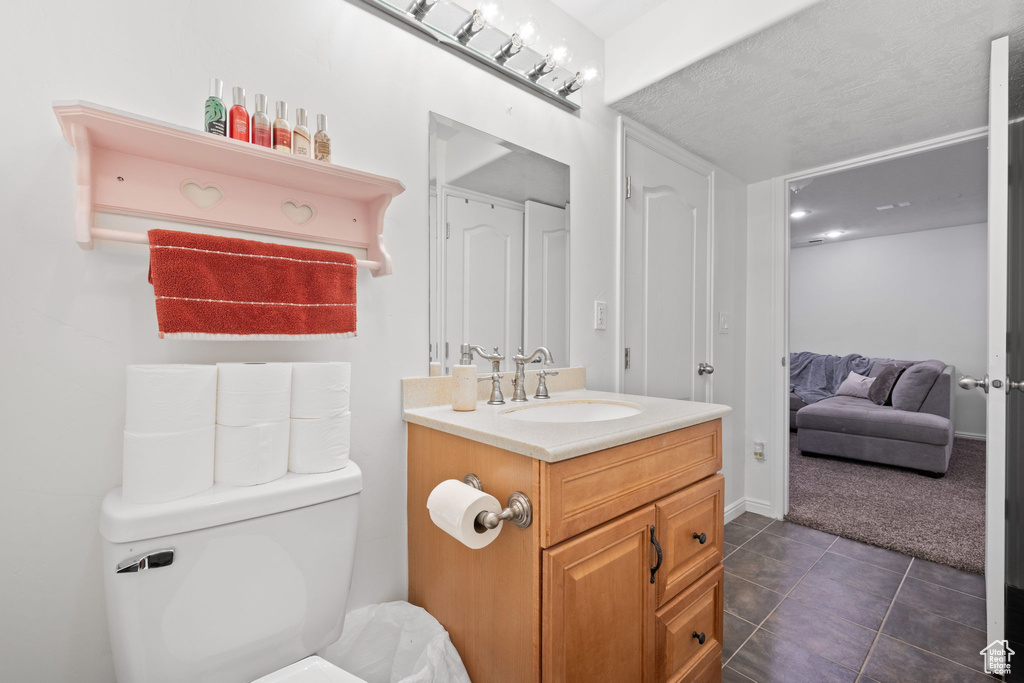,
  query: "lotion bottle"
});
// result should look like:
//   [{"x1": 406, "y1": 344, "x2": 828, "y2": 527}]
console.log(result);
[
  {"x1": 251, "y1": 94, "x2": 272, "y2": 148},
  {"x1": 292, "y1": 108, "x2": 312, "y2": 157},
  {"x1": 451, "y1": 364, "x2": 478, "y2": 411},
  {"x1": 314, "y1": 114, "x2": 331, "y2": 162},
  {"x1": 229, "y1": 86, "x2": 249, "y2": 142},
  {"x1": 273, "y1": 101, "x2": 292, "y2": 152},
  {"x1": 204, "y1": 78, "x2": 227, "y2": 136}
]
